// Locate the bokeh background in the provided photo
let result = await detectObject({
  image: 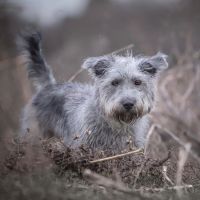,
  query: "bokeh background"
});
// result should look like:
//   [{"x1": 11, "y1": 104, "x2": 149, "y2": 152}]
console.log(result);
[
  {"x1": 0, "y1": 0, "x2": 200, "y2": 137},
  {"x1": 1, "y1": 1, "x2": 200, "y2": 199}
]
